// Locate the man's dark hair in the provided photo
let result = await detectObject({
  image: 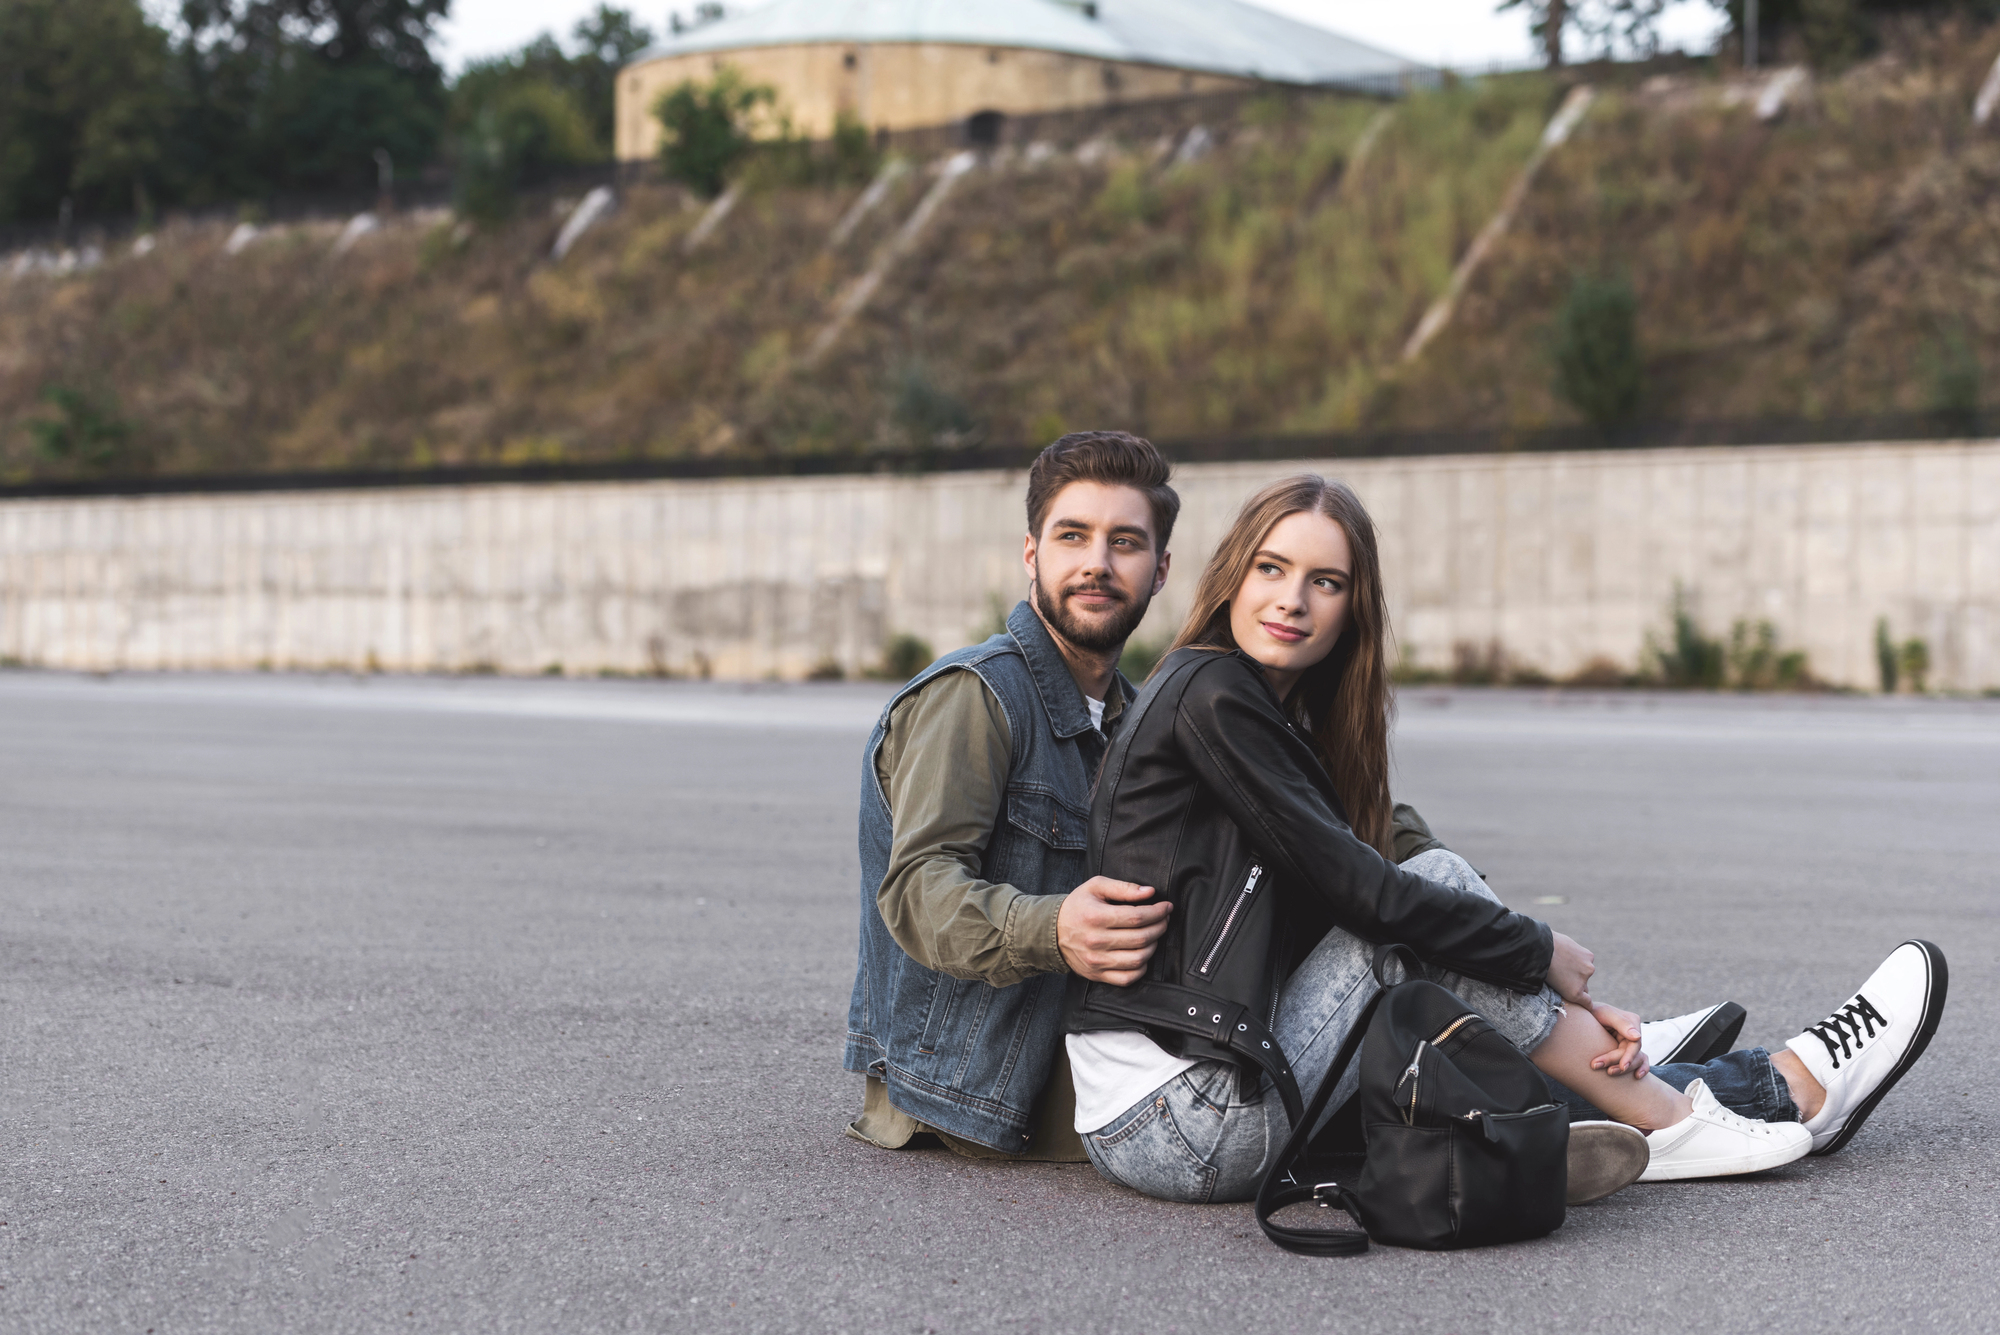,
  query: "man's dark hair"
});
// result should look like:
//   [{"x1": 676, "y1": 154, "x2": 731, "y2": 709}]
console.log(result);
[{"x1": 1025, "y1": 431, "x2": 1180, "y2": 550}]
